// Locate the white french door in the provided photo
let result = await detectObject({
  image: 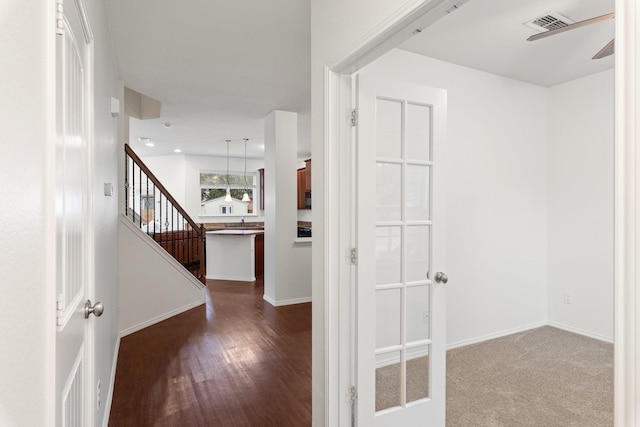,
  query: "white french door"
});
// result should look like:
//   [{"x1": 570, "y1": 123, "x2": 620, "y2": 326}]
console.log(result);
[
  {"x1": 355, "y1": 73, "x2": 447, "y2": 426},
  {"x1": 55, "y1": 1, "x2": 95, "y2": 426}
]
